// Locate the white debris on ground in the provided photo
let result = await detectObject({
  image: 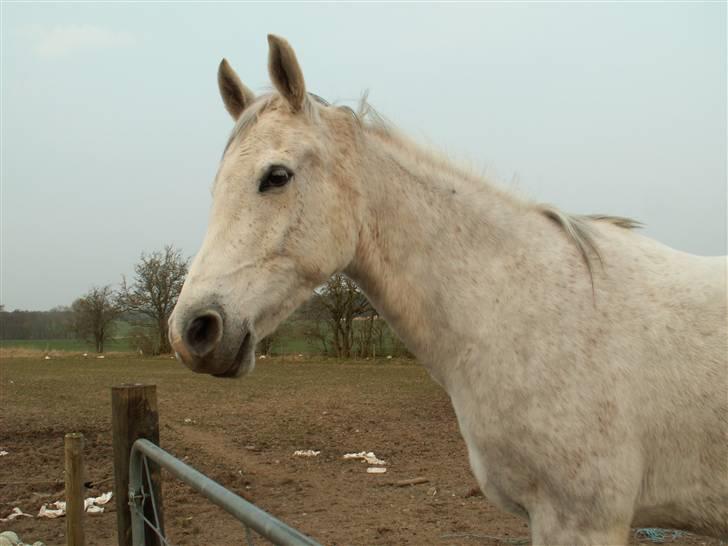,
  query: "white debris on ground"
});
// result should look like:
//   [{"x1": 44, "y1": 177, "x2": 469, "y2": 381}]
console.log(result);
[
  {"x1": 0, "y1": 530, "x2": 46, "y2": 546},
  {"x1": 85, "y1": 492, "x2": 112, "y2": 511},
  {"x1": 366, "y1": 467, "x2": 387, "y2": 474},
  {"x1": 36, "y1": 504, "x2": 63, "y2": 519},
  {"x1": 293, "y1": 450, "x2": 320, "y2": 457},
  {"x1": 0, "y1": 451, "x2": 8, "y2": 457},
  {"x1": 43, "y1": 356, "x2": 50, "y2": 361},
  {"x1": 0, "y1": 508, "x2": 32, "y2": 522},
  {"x1": 95, "y1": 355, "x2": 105, "y2": 359},
  {"x1": 343, "y1": 451, "x2": 387, "y2": 465},
  {"x1": 37, "y1": 492, "x2": 112, "y2": 519}
]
